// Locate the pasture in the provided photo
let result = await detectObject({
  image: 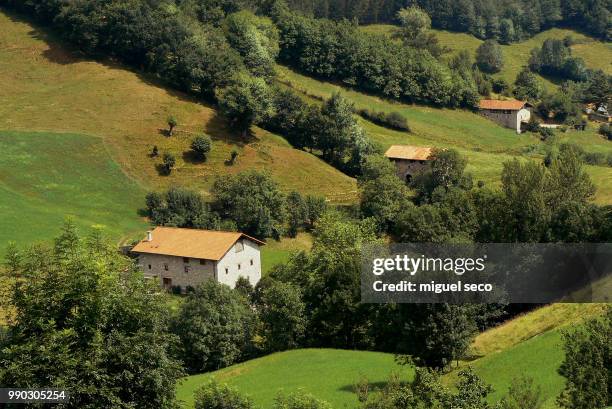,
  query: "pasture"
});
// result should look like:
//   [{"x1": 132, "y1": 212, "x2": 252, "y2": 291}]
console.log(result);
[
  {"x1": 176, "y1": 349, "x2": 412, "y2": 409},
  {"x1": 0, "y1": 10, "x2": 356, "y2": 201},
  {"x1": 0, "y1": 130, "x2": 146, "y2": 251}
]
